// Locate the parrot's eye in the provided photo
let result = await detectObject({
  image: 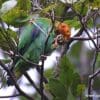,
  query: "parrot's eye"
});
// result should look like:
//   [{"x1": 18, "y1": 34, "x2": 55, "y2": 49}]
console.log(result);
[{"x1": 66, "y1": 30, "x2": 69, "y2": 33}]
